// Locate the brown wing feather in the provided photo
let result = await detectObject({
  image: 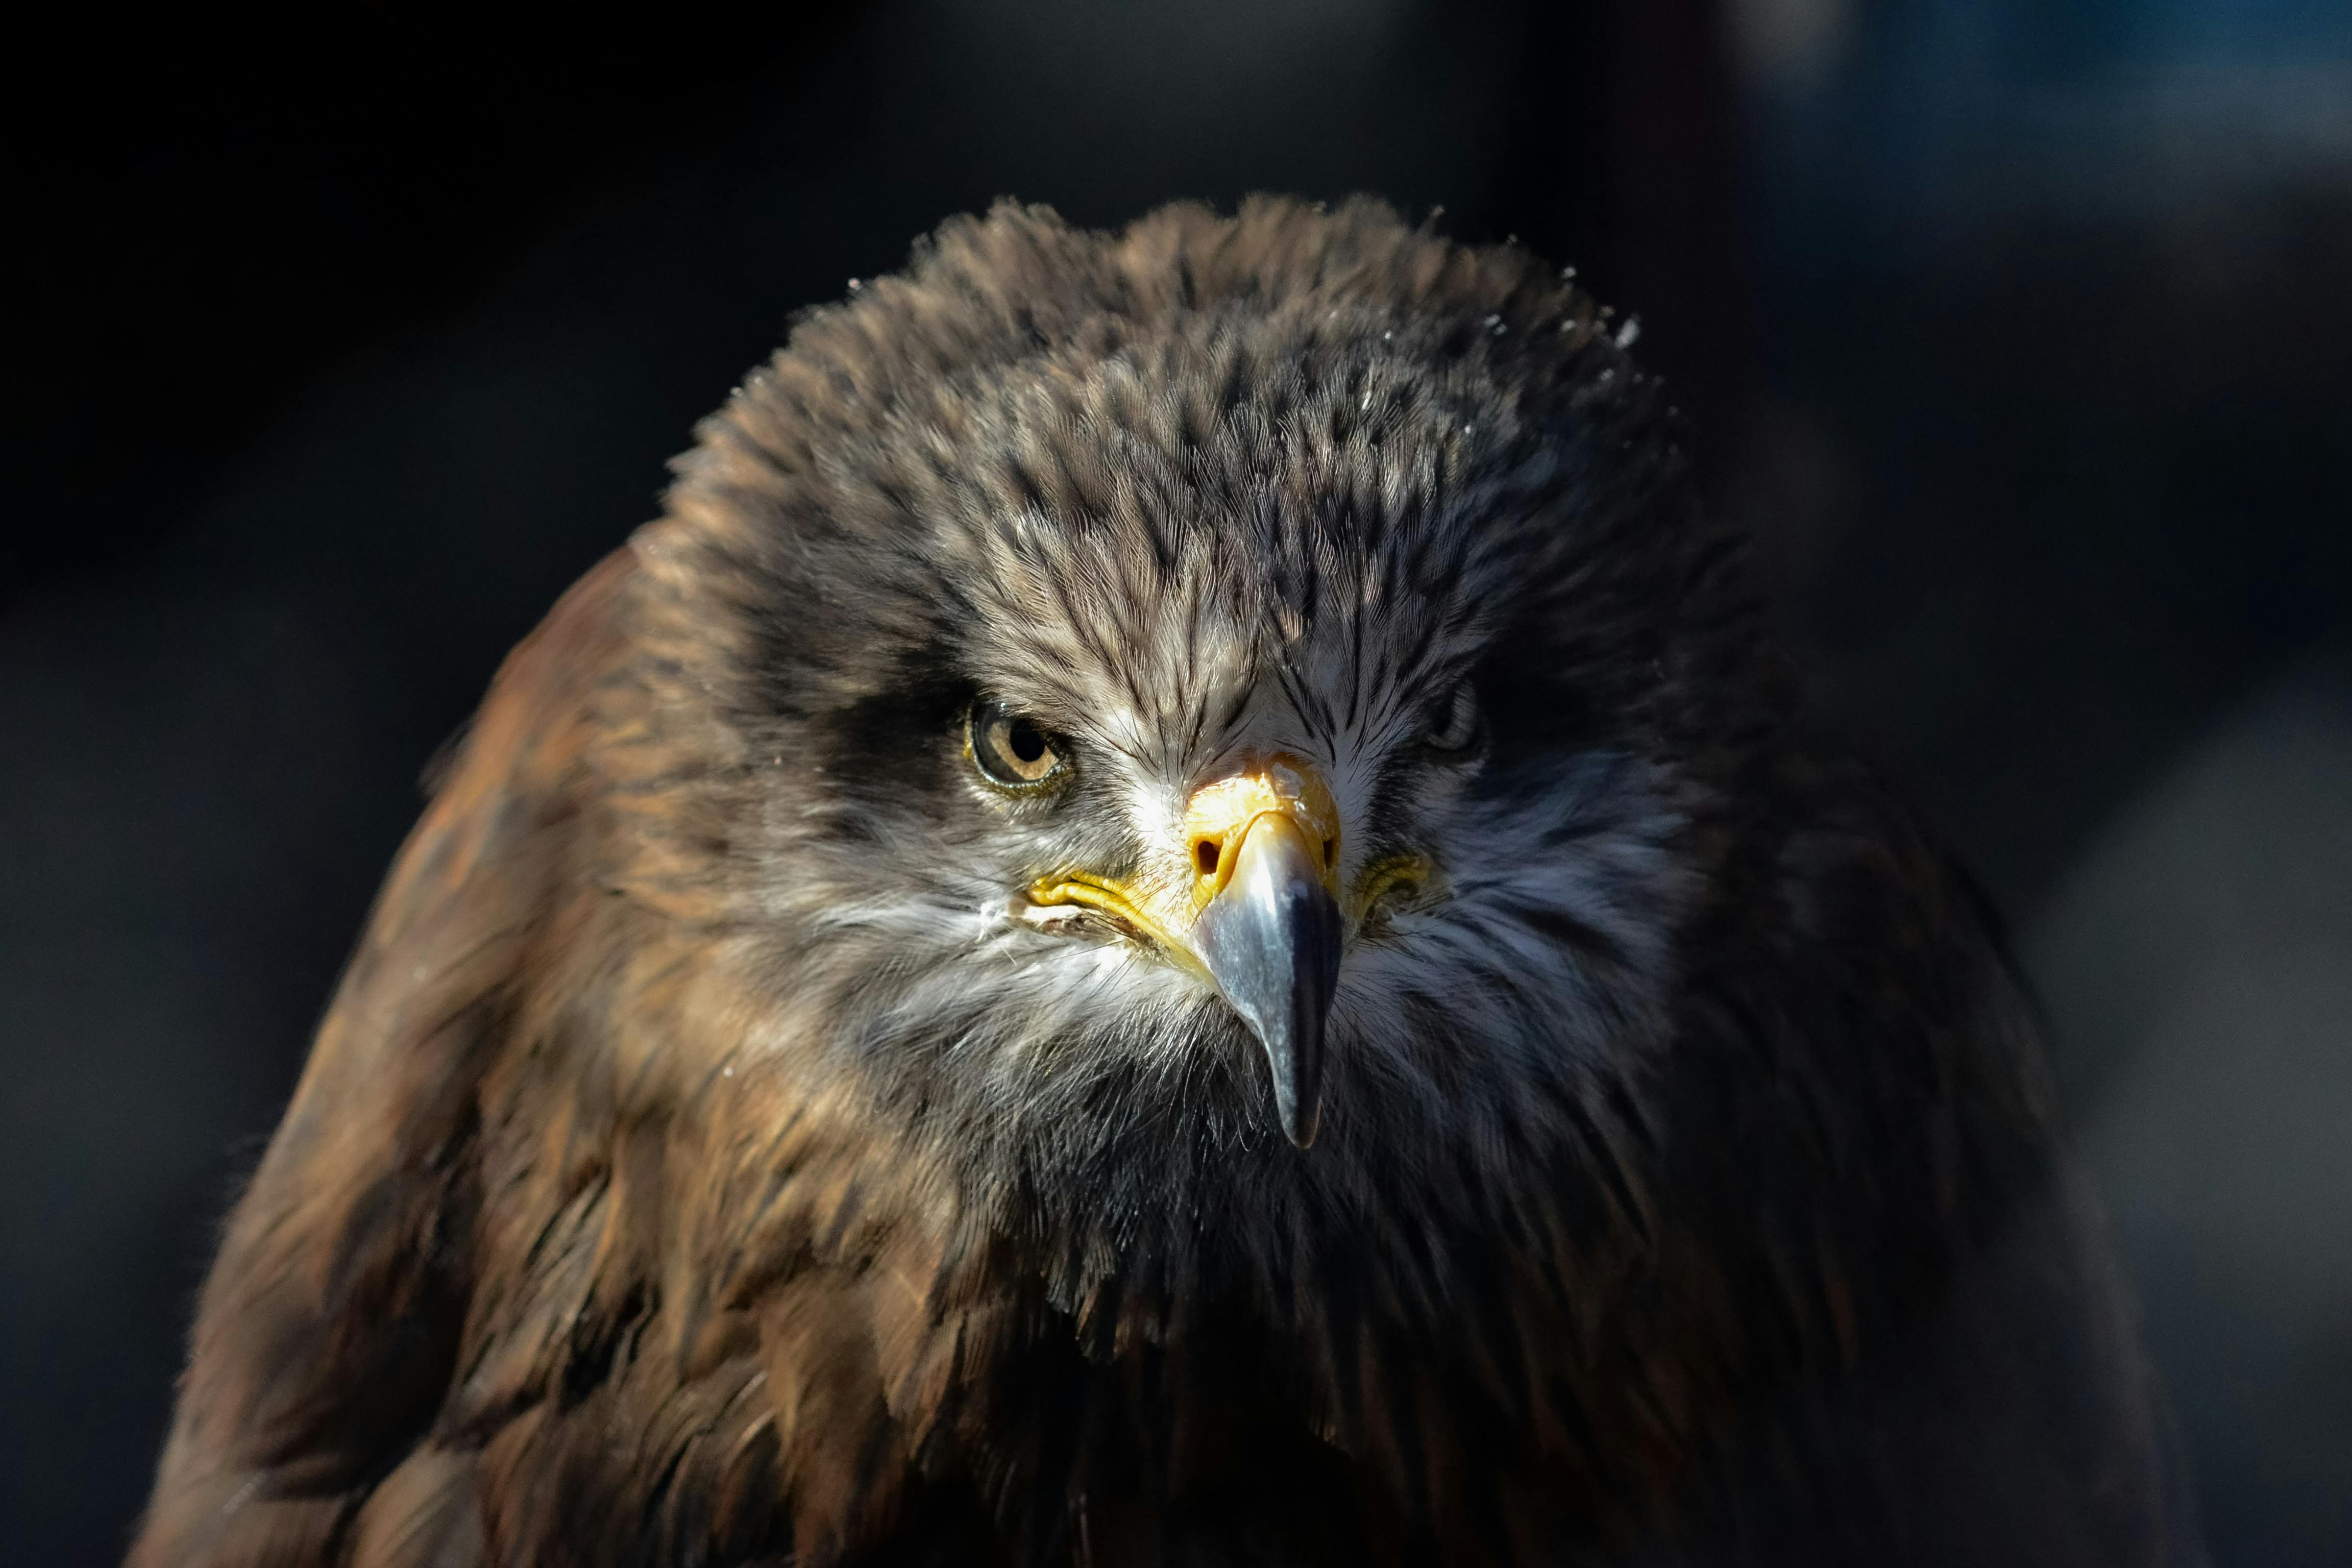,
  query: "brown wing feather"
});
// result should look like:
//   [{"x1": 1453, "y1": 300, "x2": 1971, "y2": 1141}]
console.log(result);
[
  {"x1": 133, "y1": 532, "x2": 985, "y2": 1566},
  {"x1": 131, "y1": 547, "x2": 648, "y2": 1565}
]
